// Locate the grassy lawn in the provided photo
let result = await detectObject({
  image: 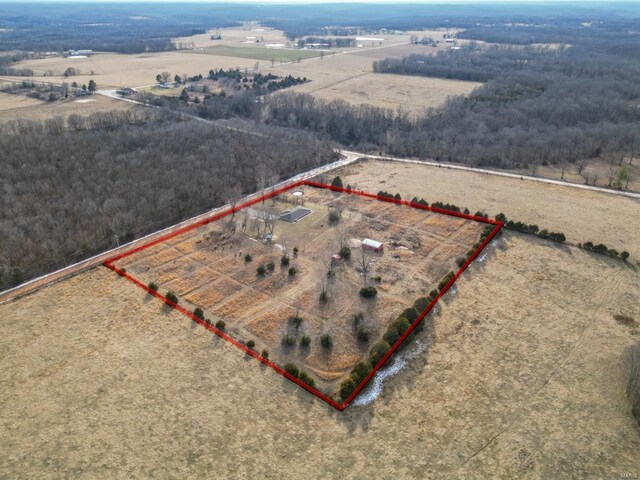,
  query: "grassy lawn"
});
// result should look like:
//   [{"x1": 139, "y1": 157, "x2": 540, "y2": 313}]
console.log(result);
[{"x1": 189, "y1": 45, "x2": 324, "y2": 63}]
